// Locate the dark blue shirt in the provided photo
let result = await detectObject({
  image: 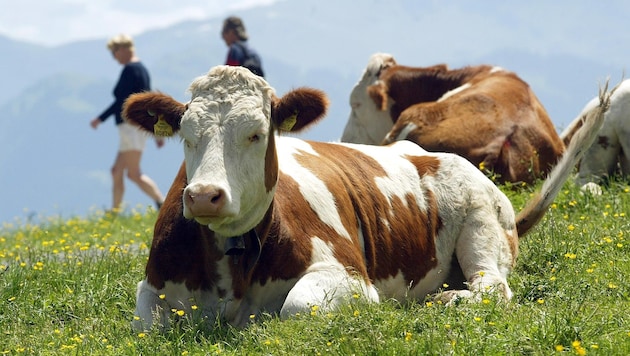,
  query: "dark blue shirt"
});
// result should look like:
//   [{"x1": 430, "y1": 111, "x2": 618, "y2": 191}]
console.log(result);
[
  {"x1": 98, "y1": 61, "x2": 150, "y2": 125},
  {"x1": 225, "y1": 41, "x2": 264, "y2": 77},
  {"x1": 225, "y1": 41, "x2": 247, "y2": 66}
]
